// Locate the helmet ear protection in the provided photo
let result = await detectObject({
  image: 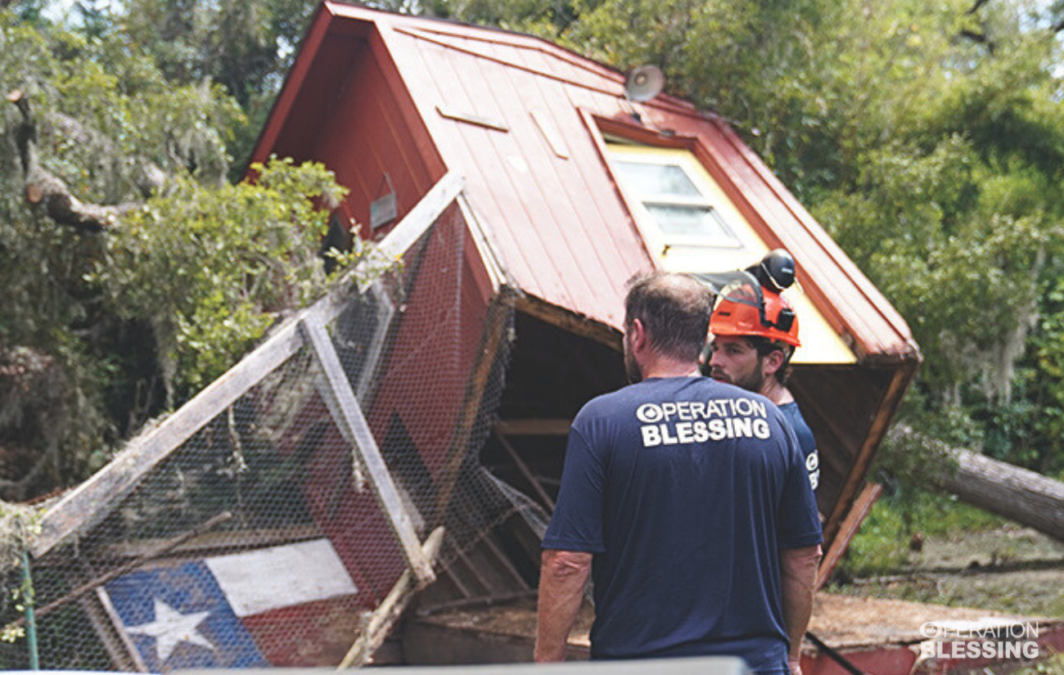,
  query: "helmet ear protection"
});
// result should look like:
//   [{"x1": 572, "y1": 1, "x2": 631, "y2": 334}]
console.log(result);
[
  {"x1": 701, "y1": 249, "x2": 801, "y2": 348},
  {"x1": 751, "y1": 249, "x2": 796, "y2": 293}
]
